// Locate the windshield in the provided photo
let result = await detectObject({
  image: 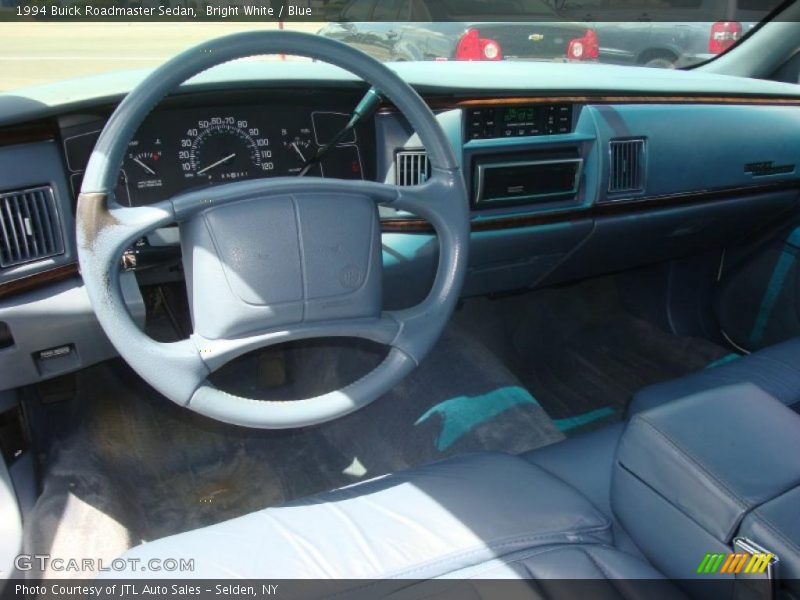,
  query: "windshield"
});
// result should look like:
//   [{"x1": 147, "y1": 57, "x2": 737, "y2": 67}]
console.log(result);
[{"x1": 0, "y1": 0, "x2": 788, "y2": 92}]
